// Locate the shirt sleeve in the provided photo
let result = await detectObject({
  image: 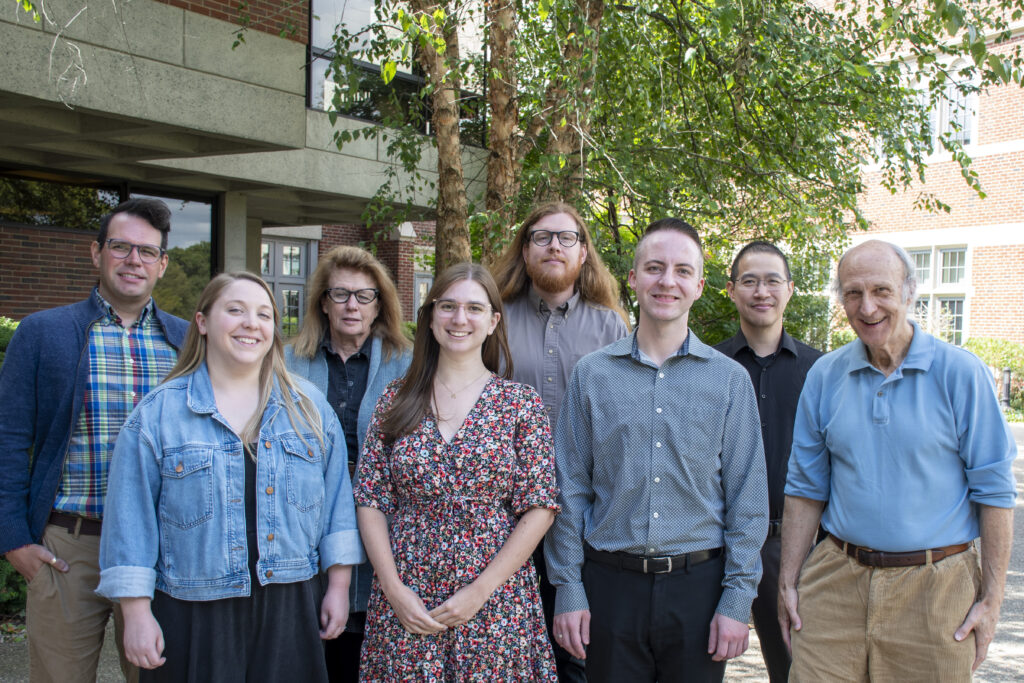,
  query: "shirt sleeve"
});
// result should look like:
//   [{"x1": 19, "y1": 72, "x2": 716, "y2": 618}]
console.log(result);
[
  {"x1": 510, "y1": 384, "x2": 559, "y2": 516},
  {"x1": 955, "y1": 357, "x2": 1018, "y2": 508},
  {"x1": 784, "y1": 364, "x2": 832, "y2": 502},
  {"x1": 544, "y1": 363, "x2": 594, "y2": 615},
  {"x1": 716, "y1": 366, "x2": 769, "y2": 623},
  {"x1": 96, "y1": 411, "x2": 161, "y2": 600},
  {"x1": 353, "y1": 382, "x2": 399, "y2": 515},
  {"x1": 318, "y1": 403, "x2": 366, "y2": 568}
]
